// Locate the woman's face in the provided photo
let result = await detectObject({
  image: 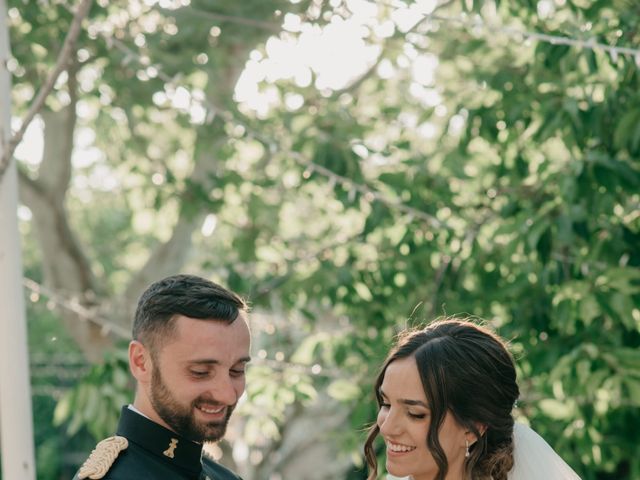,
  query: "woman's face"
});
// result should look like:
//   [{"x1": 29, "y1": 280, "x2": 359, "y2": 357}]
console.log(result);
[{"x1": 376, "y1": 356, "x2": 469, "y2": 480}]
